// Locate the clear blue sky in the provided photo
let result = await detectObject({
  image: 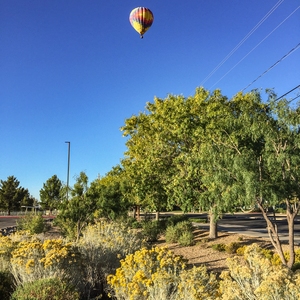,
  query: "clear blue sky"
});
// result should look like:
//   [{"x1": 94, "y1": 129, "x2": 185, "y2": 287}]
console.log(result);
[{"x1": 1, "y1": 0, "x2": 299, "y2": 200}]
